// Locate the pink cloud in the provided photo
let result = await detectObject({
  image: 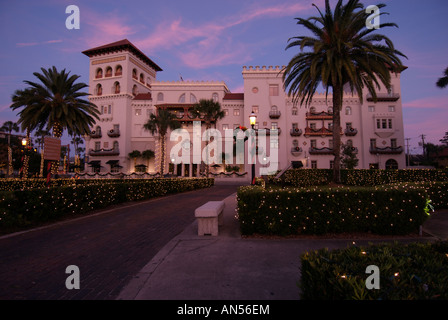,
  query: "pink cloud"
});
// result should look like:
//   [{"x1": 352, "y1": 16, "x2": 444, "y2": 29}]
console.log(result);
[
  {"x1": 403, "y1": 96, "x2": 448, "y2": 109},
  {"x1": 135, "y1": 2, "x2": 310, "y2": 68}
]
